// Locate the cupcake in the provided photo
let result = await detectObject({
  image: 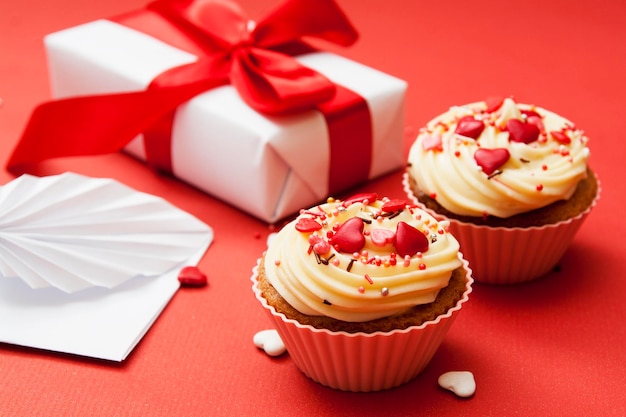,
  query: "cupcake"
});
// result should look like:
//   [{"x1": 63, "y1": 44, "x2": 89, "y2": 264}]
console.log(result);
[
  {"x1": 405, "y1": 97, "x2": 599, "y2": 284},
  {"x1": 251, "y1": 193, "x2": 473, "y2": 392}
]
